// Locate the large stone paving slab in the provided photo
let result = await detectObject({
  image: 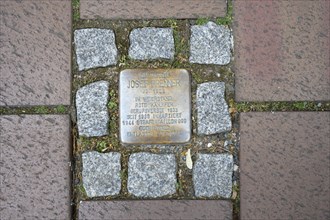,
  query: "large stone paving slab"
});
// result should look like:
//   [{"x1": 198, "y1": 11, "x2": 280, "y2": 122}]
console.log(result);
[
  {"x1": 0, "y1": 115, "x2": 71, "y2": 219},
  {"x1": 0, "y1": 0, "x2": 71, "y2": 106},
  {"x1": 234, "y1": 0, "x2": 330, "y2": 101},
  {"x1": 240, "y1": 112, "x2": 330, "y2": 219},
  {"x1": 79, "y1": 200, "x2": 232, "y2": 220},
  {"x1": 80, "y1": 0, "x2": 227, "y2": 20}
]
